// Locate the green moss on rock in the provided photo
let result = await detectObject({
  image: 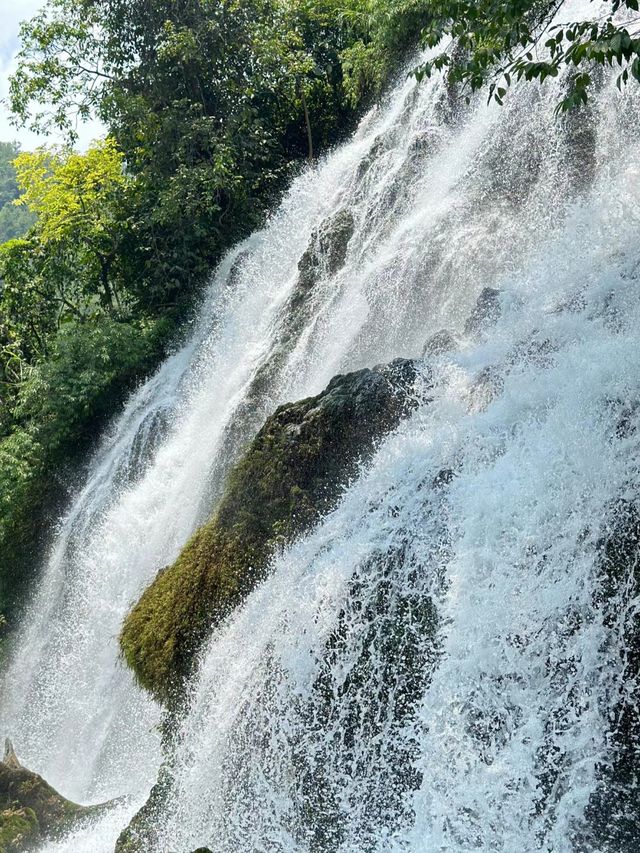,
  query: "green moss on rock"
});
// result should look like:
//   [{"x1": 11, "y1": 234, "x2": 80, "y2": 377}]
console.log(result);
[
  {"x1": 121, "y1": 359, "x2": 422, "y2": 704},
  {"x1": 0, "y1": 739, "x2": 93, "y2": 852},
  {"x1": 0, "y1": 807, "x2": 39, "y2": 853},
  {"x1": 115, "y1": 764, "x2": 172, "y2": 853}
]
